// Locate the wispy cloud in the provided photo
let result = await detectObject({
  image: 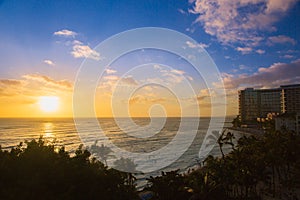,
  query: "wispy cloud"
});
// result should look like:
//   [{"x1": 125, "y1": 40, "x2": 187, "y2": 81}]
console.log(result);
[
  {"x1": 44, "y1": 59, "x2": 55, "y2": 66},
  {"x1": 98, "y1": 75, "x2": 138, "y2": 91},
  {"x1": 256, "y1": 49, "x2": 265, "y2": 54},
  {"x1": 268, "y1": 35, "x2": 297, "y2": 45},
  {"x1": 0, "y1": 79, "x2": 23, "y2": 86},
  {"x1": 53, "y1": 29, "x2": 77, "y2": 37},
  {"x1": 222, "y1": 59, "x2": 300, "y2": 89},
  {"x1": 54, "y1": 29, "x2": 101, "y2": 61},
  {"x1": 190, "y1": 0, "x2": 298, "y2": 46},
  {"x1": 120, "y1": 77, "x2": 138, "y2": 86},
  {"x1": 236, "y1": 47, "x2": 253, "y2": 54},
  {"x1": 105, "y1": 68, "x2": 117, "y2": 74},
  {"x1": 186, "y1": 40, "x2": 208, "y2": 49},
  {"x1": 178, "y1": 8, "x2": 187, "y2": 15},
  {"x1": 153, "y1": 64, "x2": 193, "y2": 85},
  {"x1": 129, "y1": 95, "x2": 166, "y2": 105},
  {"x1": 283, "y1": 54, "x2": 294, "y2": 59},
  {"x1": 71, "y1": 44, "x2": 101, "y2": 60},
  {"x1": 23, "y1": 74, "x2": 72, "y2": 90},
  {"x1": 0, "y1": 74, "x2": 73, "y2": 101},
  {"x1": 171, "y1": 69, "x2": 185, "y2": 75}
]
